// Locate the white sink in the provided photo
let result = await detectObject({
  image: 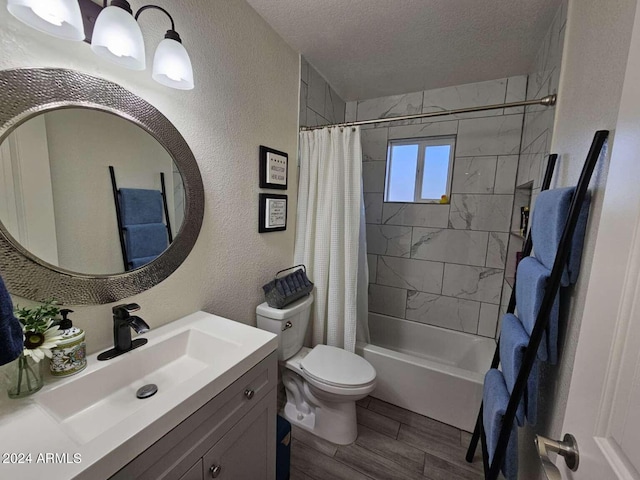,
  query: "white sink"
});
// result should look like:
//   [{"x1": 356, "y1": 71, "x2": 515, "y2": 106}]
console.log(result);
[
  {"x1": 0, "y1": 311, "x2": 277, "y2": 480},
  {"x1": 37, "y1": 328, "x2": 241, "y2": 444}
]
